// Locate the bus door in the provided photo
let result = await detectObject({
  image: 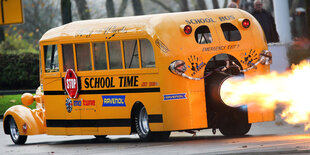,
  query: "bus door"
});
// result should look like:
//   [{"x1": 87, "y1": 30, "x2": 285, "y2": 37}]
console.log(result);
[{"x1": 42, "y1": 44, "x2": 67, "y2": 135}]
